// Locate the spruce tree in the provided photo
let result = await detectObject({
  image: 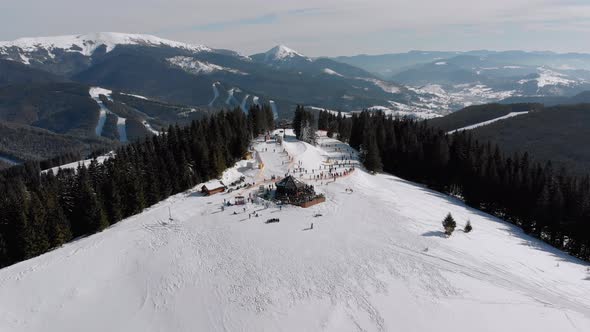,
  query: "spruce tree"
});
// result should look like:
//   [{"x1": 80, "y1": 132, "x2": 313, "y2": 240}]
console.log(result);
[
  {"x1": 443, "y1": 213, "x2": 457, "y2": 236},
  {"x1": 464, "y1": 220, "x2": 473, "y2": 233}
]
